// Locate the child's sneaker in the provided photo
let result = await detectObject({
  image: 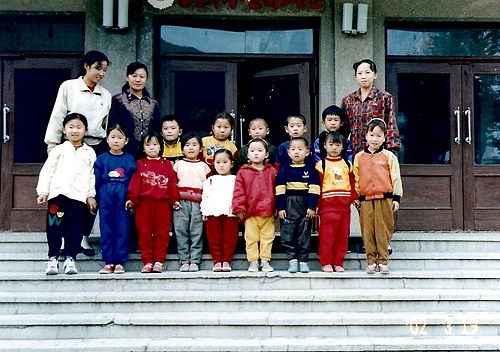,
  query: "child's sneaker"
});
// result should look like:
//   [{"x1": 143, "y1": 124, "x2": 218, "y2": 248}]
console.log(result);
[
  {"x1": 179, "y1": 263, "x2": 190, "y2": 272},
  {"x1": 213, "y1": 262, "x2": 222, "y2": 272},
  {"x1": 365, "y1": 262, "x2": 377, "y2": 274},
  {"x1": 288, "y1": 259, "x2": 299, "y2": 273},
  {"x1": 113, "y1": 264, "x2": 125, "y2": 274},
  {"x1": 322, "y1": 264, "x2": 334, "y2": 273},
  {"x1": 333, "y1": 265, "x2": 345, "y2": 273},
  {"x1": 299, "y1": 262, "x2": 310, "y2": 273},
  {"x1": 379, "y1": 263, "x2": 390, "y2": 274},
  {"x1": 248, "y1": 261, "x2": 259, "y2": 272},
  {"x1": 63, "y1": 257, "x2": 77, "y2": 275},
  {"x1": 260, "y1": 260, "x2": 274, "y2": 272},
  {"x1": 45, "y1": 256, "x2": 58, "y2": 275},
  {"x1": 99, "y1": 264, "x2": 114, "y2": 274},
  {"x1": 152, "y1": 262, "x2": 163, "y2": 273},
  {"x1": 141, "y1": 263, "x2": 153, "y2": 273},
  {"x1": 222, "y1": 262, "x2": 231, "y2": 272},
  {"x1": 188, "y1": 263, "x2": 199, "y2": 272}
]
